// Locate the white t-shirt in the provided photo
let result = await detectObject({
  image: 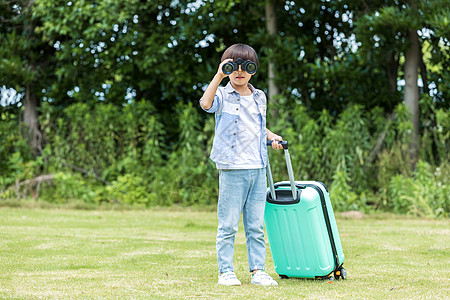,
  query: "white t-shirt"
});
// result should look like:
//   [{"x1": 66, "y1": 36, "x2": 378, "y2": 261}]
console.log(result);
[{"x1": 217, "y1": 94, "x2": 264, "y2": 169}]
